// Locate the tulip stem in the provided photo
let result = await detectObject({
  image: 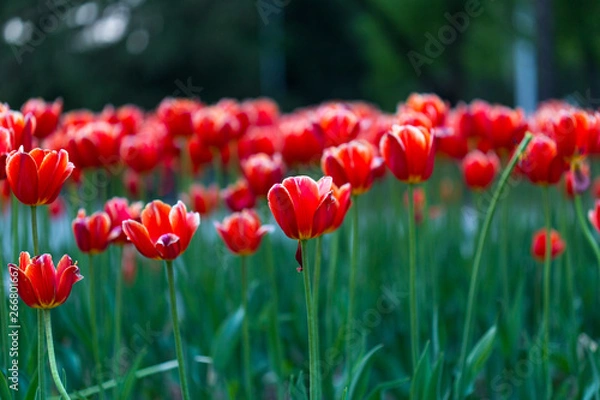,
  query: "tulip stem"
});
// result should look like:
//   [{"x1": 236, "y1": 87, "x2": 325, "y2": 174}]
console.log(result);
[
  {"x1": 573, "y1": 194, "x2": 600, "y2": 275},
  {"x1": 31, "y1": 206, "x2": 39, "y2": 255},
  {"x1": 241, "y1": 256, "x2": 253, "y2": 399},
  {"x1": 542, "y1": 187, "x2": 552, "y2": 399},
  {"x1": 165, "y1": 260, "x2": 191, "y2": 400},
  {"x1": 325, "y1": 231, "x2": 340, "y2": 356},
  {"x1": 88, "y1": 255, "x2": 104, "y2": 399},
  {"x1": 346, "y1": 195, "x2": 360, "y2": 378},
  {"x1": 38, "y1": 309, "x2": 47, "y2": 400},
  {"x1": 43, "y1": 310, "x2": 70, "y2": 399},
  {"x1": 407, "y1": 185, "x2": 420, "y2": 371},
  {"x1": 301, "y1": 240, "x2": 320, "y2": 400},
  {"x1": 454, "y1": 133, "x2": 533, "y2": 399},
  {"x1": 113, "y1": 246, "x2": 124, "y2": 398},
  {"x1": 265, "y1": 235, "x2": 284, "y2": 394}
]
